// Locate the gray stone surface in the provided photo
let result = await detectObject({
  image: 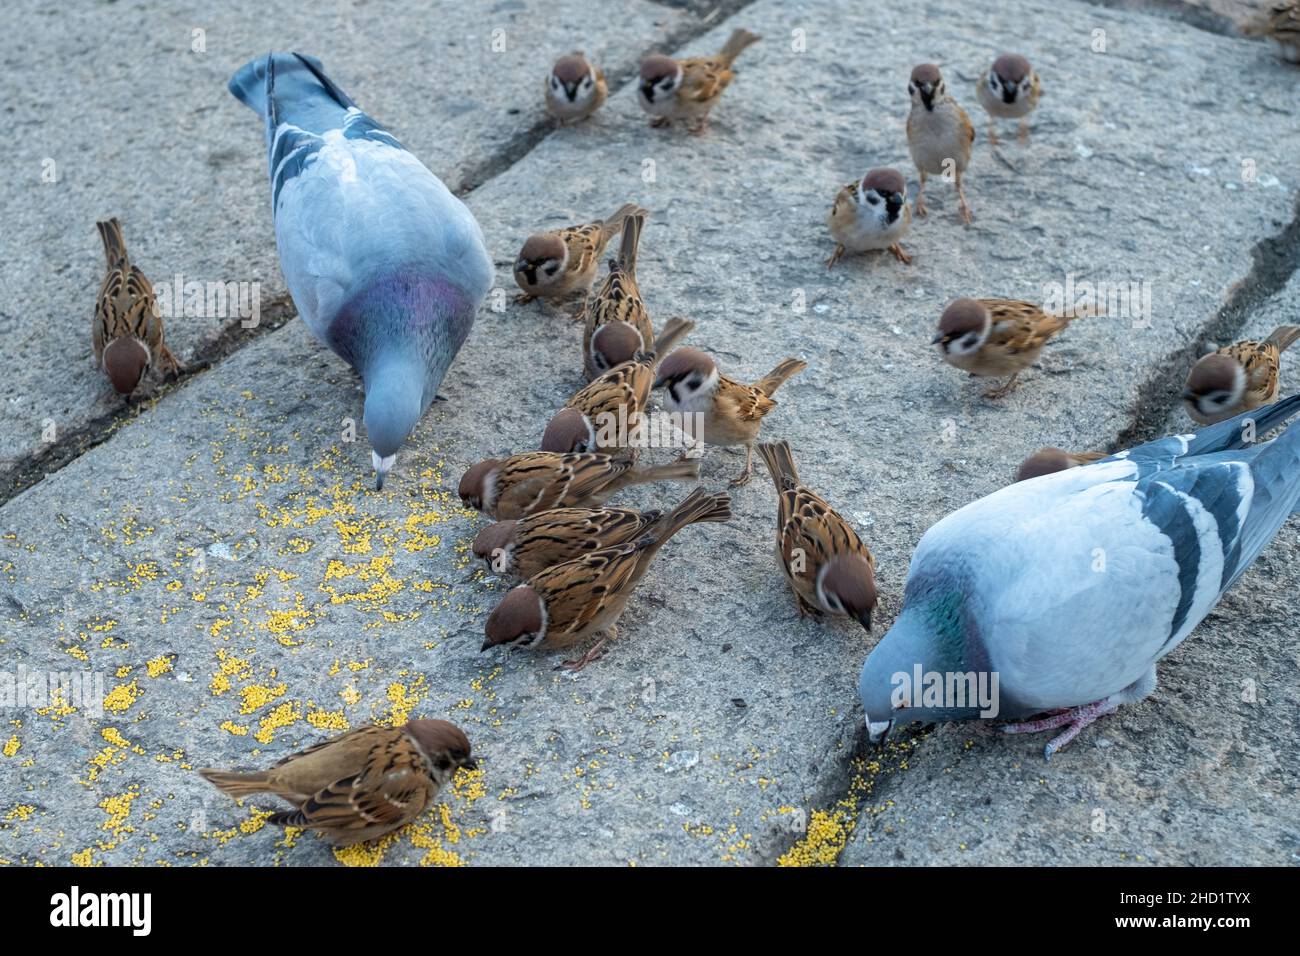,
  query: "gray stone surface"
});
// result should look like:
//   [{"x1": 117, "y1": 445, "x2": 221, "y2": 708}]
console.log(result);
[
  {"x1": 0, "y1": 0, "x2": 684, "y2": 472},
  {"x1": 1, "y1": 0, "x2": 1298, "y2": 866}
]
